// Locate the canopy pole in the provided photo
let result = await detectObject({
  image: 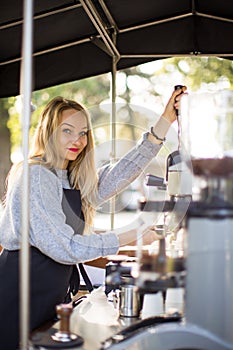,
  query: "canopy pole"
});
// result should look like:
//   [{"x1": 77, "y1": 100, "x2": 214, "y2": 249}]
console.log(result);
[
  {"x1": 109, "y1": 28, "x2": 120, "y2": 230},
  {"x1": 110, "y1": 54, "x2": 117, "y2": 229},
  {"x1": 19, "y1": 0, "x2": 34, "y2": 348}
]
